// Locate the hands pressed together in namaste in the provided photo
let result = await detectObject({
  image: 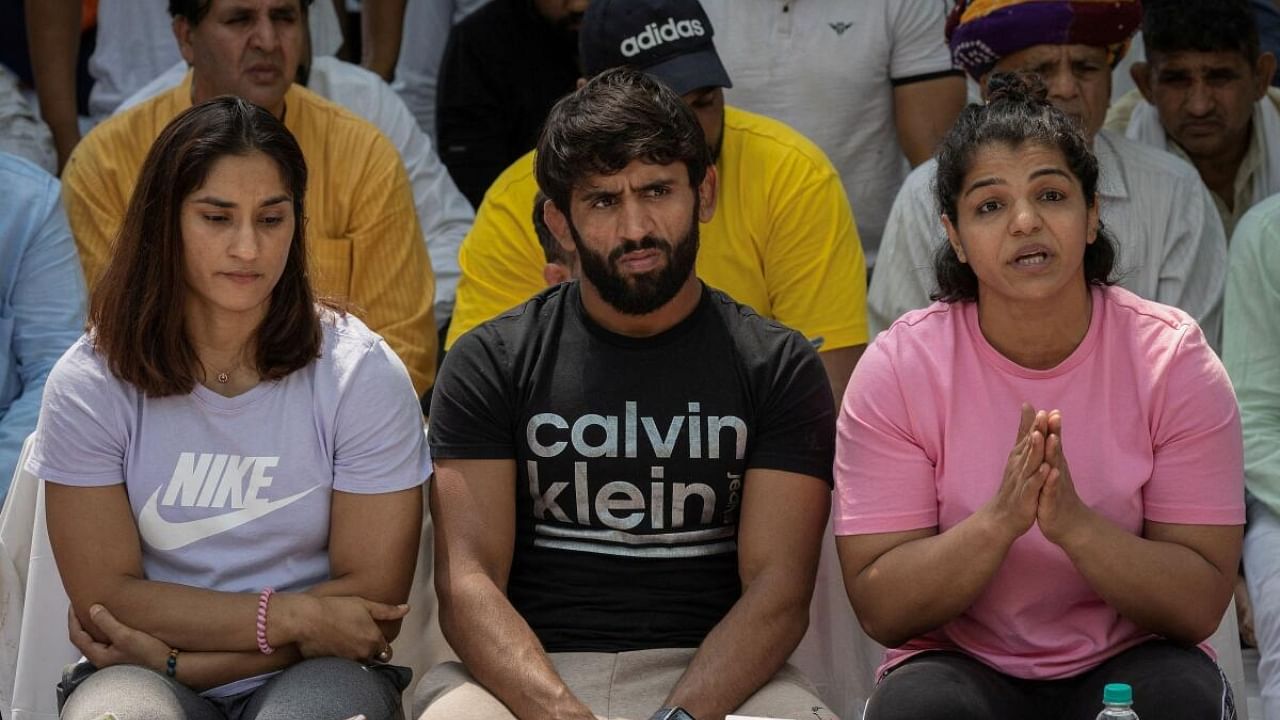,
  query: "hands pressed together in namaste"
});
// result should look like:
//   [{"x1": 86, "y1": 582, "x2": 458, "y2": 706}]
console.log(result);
[{"x1": 984, "y1": 403, "x2": 1096, "y2": 550}]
